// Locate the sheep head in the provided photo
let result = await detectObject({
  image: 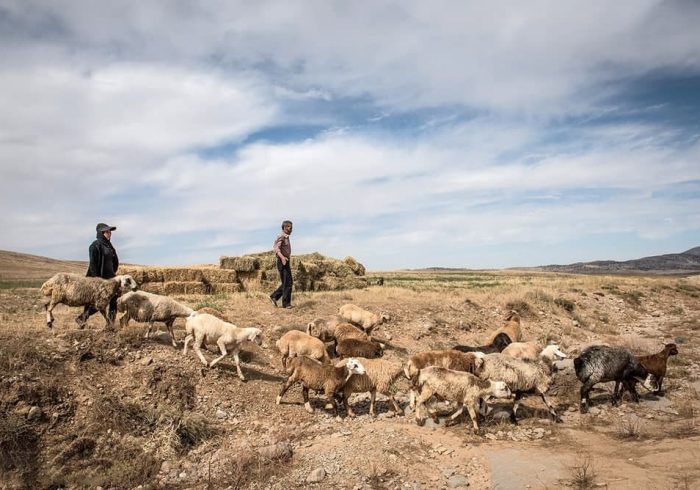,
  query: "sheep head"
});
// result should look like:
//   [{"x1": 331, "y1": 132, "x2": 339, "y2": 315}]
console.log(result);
[
  {"x1": 345, "y1": 358, "x2": 366, "y2": 376},
  {"x1": 117, "y1": 275, "x2": 138, "y2": 292},
  {"x1": 665, "y1": 343, "x2": 679, "y2": 356},
  {"x1": 540, "y1": 344, "x2": 567, "y2": 361},
  {"x1": 247, "y1": 328, "x2": 263, "y2": 345},
  {"x1": 489, "y1": 380, "x2": 511, "y2": 399}
]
